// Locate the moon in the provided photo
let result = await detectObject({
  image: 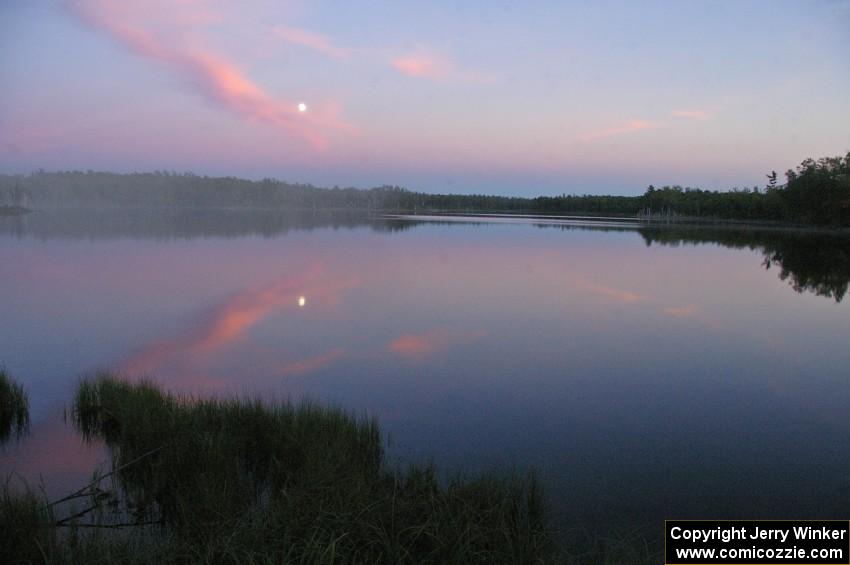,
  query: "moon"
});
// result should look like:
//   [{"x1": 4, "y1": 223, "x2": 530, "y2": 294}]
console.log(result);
[{"x1": 297, "y1": 103, "x2": 307, "y2": 113}]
